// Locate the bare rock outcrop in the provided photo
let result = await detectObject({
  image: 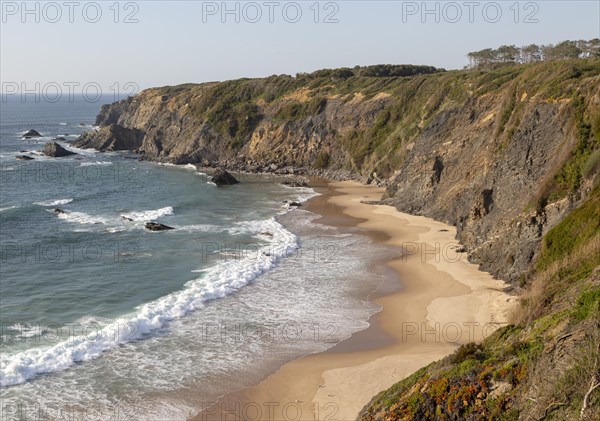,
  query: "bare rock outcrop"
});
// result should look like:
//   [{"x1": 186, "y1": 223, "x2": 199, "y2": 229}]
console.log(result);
[
  {"x1": 43, "y1": 142, "x2": 77, "y2": 157},
  {"x1": 74, "y1": 124, "x2": 144, "y2": 151}
]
